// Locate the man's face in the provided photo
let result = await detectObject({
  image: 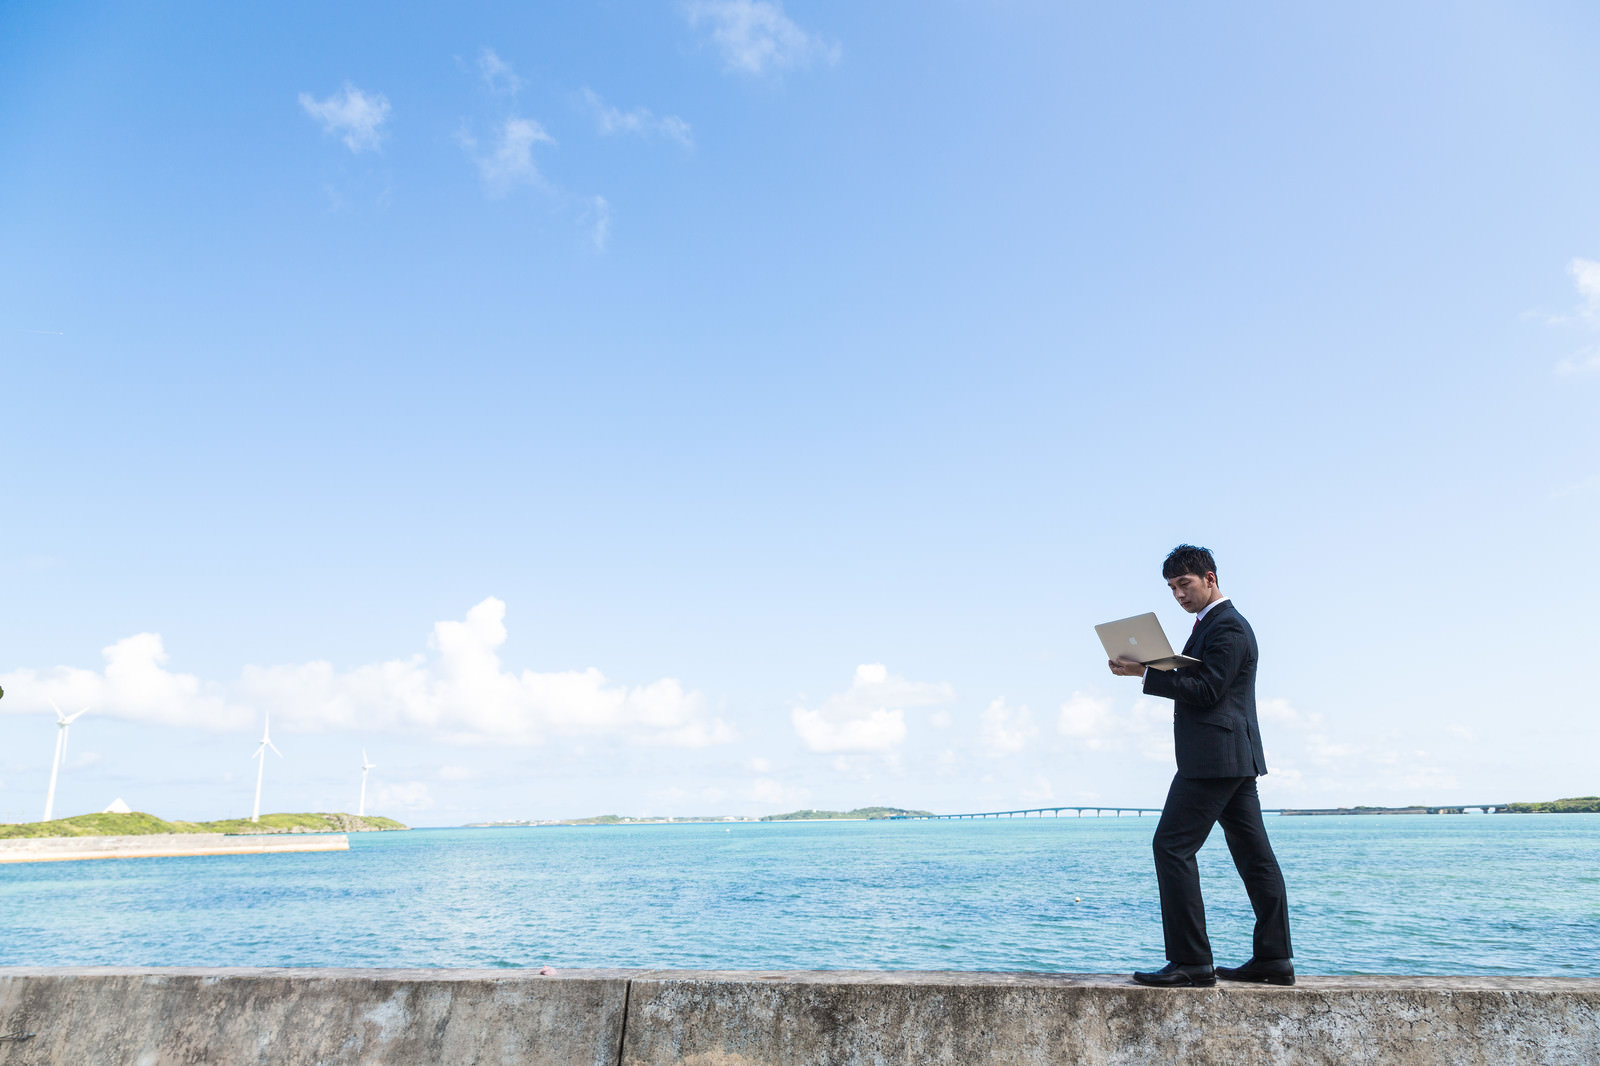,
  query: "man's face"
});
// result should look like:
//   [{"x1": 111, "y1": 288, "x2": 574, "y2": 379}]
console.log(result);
[{"x1": 1167, "y1": 572, "x2": 1217, "y2": 613}]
